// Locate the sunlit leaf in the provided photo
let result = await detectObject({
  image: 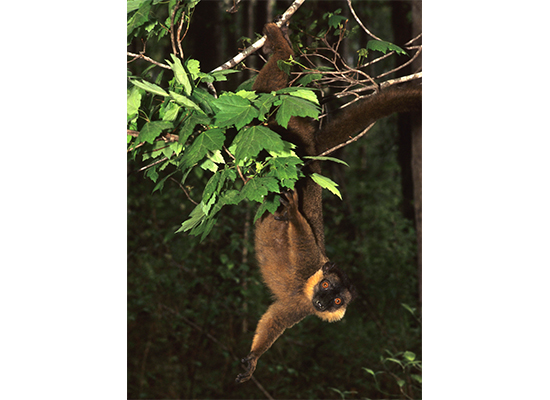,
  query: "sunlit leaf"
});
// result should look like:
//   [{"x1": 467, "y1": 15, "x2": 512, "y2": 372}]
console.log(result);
[
  {"x1": 310, "y1": 173, "x2": 342, "y2": 199},
  {"x1": 131, "y1": 79, "x2": 169, "y2": 97}
]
